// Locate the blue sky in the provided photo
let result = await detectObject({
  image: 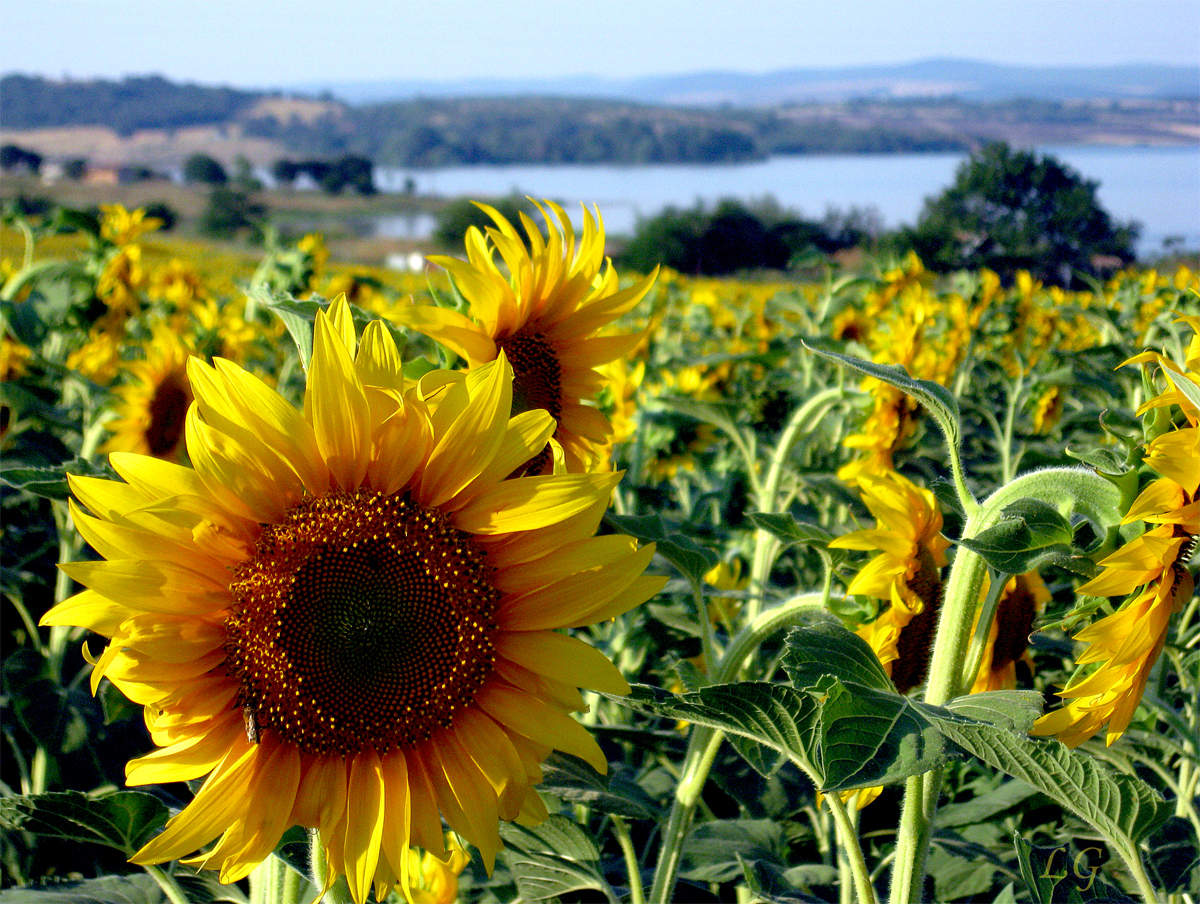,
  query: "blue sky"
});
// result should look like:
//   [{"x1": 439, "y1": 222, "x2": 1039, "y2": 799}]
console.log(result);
[{"x1": 4, "y1": 0, "x2": 1198, "y2": 87}]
